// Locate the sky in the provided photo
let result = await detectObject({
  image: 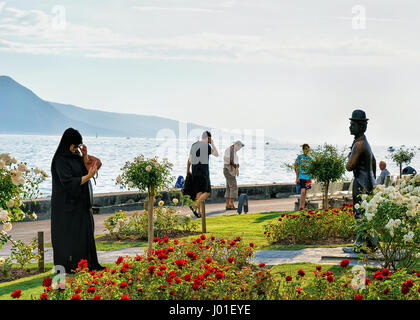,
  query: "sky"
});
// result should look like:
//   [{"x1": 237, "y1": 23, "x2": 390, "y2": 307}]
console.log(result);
[{"x1": 0, "y1": 0, "x2": 419, "y2": 146}]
